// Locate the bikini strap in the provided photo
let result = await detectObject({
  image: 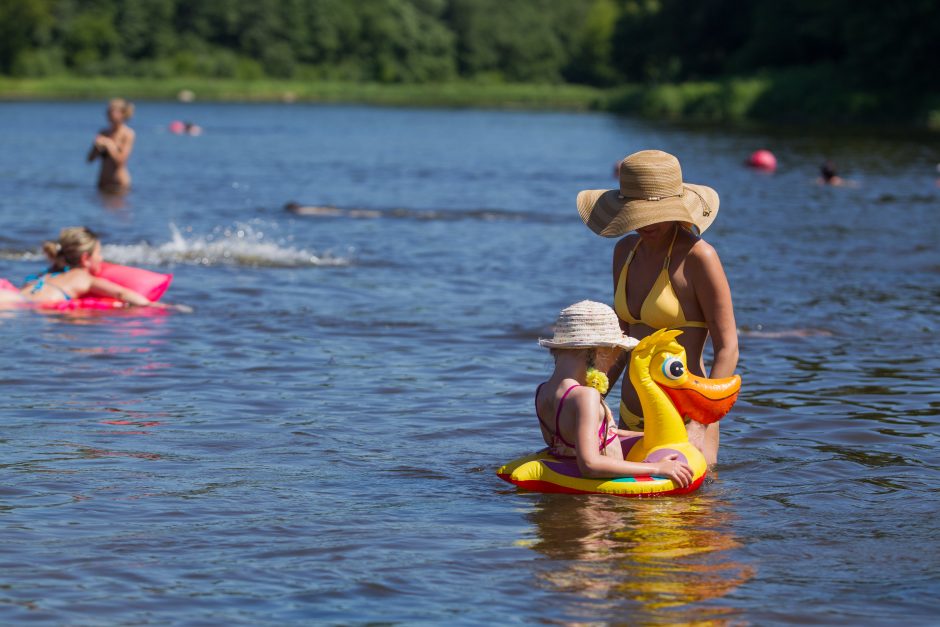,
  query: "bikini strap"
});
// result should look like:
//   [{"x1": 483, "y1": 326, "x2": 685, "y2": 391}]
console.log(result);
[
  {"x1": 24, "y1": 266, "x2": 70, "y2": 284},
  {"x1": 663, "y1": 226, "x2": 679, "y2": 270},
  {"x1": 553, "y1": 384, "x2": 581, "y2": 448},
  {"x1": 534, "y1": 383, "x2": 554, "y2": 434},
  {"x1": 625, "y1": 237, "x2": 642, "y2": 267},
  {"x1": 26, "y1": 266, "x2": 71, "y2": 296}
]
